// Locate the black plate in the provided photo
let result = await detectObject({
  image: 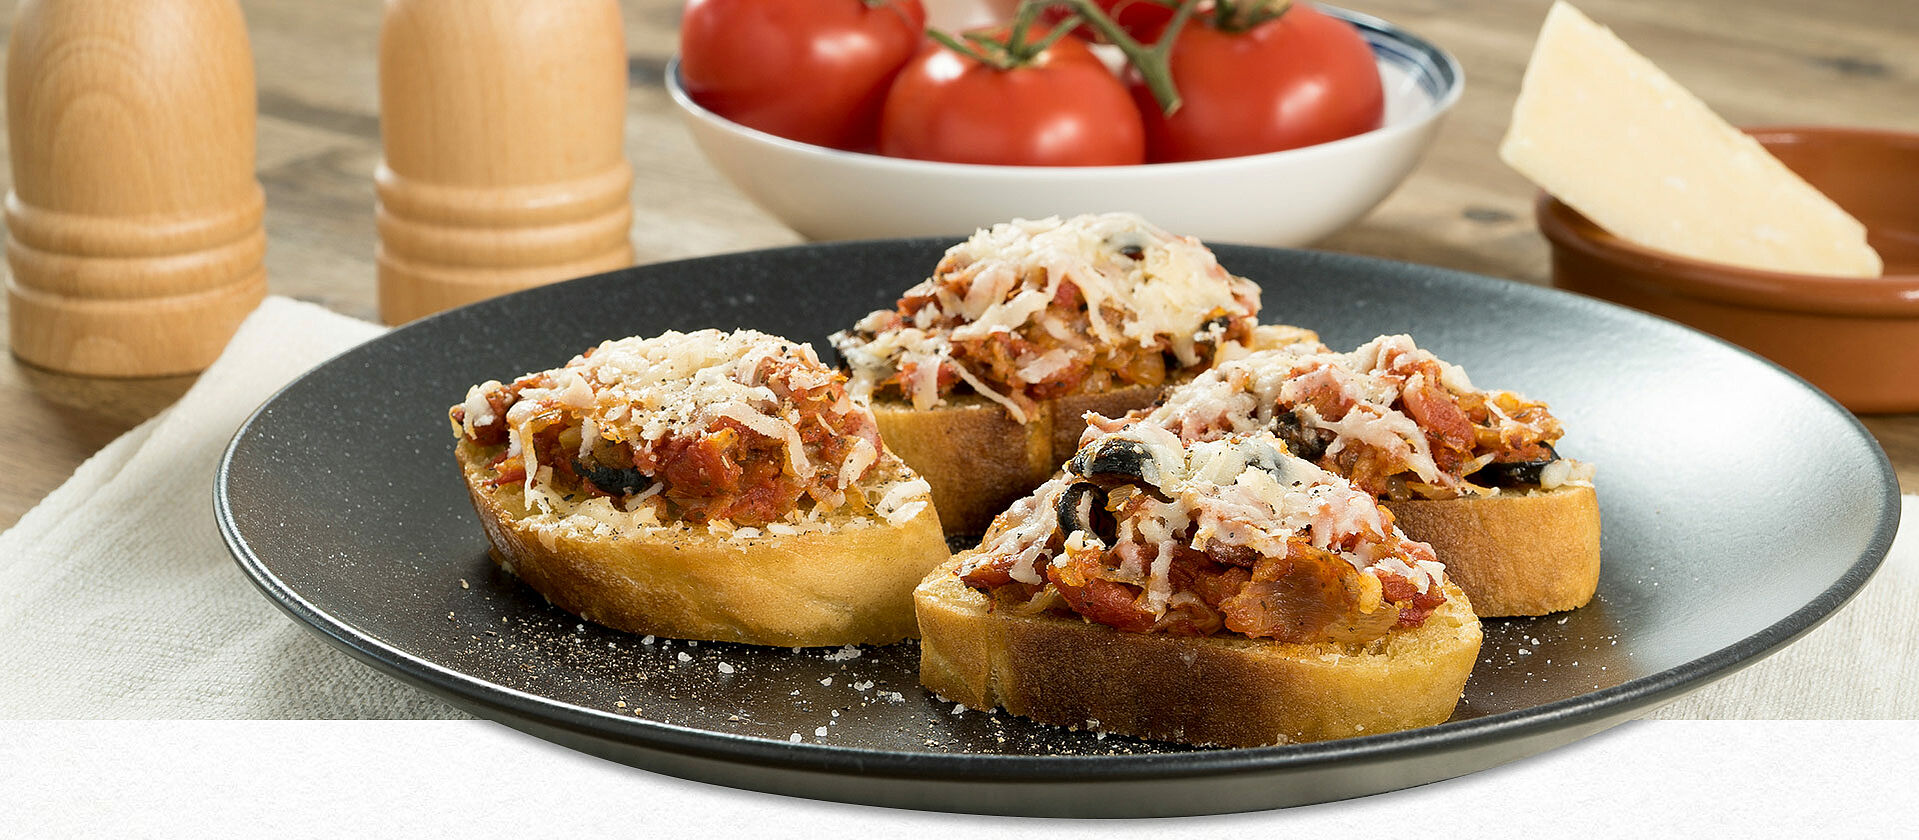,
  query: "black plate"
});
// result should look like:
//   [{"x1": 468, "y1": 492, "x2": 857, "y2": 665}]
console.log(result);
[{"x1": 217, "y1": 241, "x2": 1898, "y2": 817}]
